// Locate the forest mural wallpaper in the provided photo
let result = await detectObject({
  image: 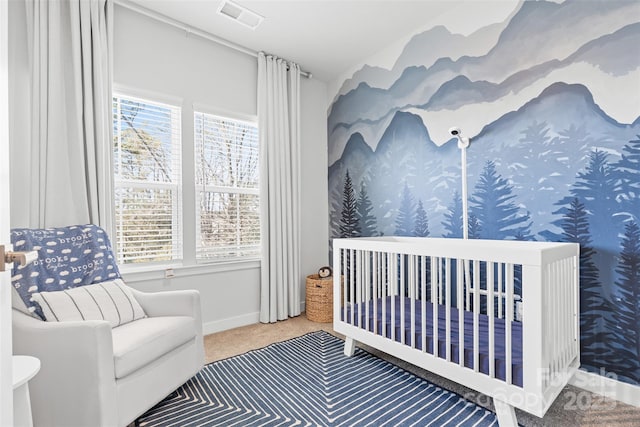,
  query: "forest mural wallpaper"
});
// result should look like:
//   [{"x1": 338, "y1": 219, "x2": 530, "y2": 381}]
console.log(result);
[{"x1": 327, "y1": 0, "x2": 640, "y2": 385}]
